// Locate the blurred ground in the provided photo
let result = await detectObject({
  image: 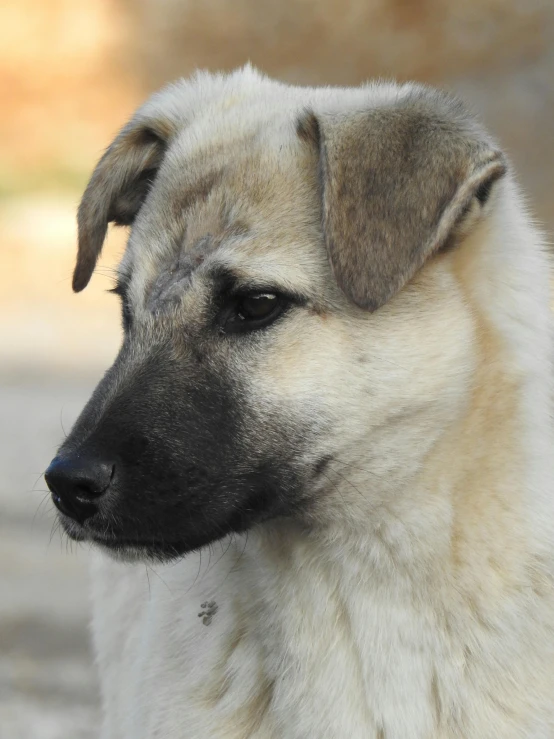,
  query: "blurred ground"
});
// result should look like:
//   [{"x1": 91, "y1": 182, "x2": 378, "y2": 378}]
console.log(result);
[
  {"x1": 0, "y1": 0, "x2": 552, "y2": 736},
  {"x1": 0, "y1": 196, "x2": 123, "y2": 735},
  {"x1": 0, "y1": 374, "x2": 100, "y2": 739}
]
